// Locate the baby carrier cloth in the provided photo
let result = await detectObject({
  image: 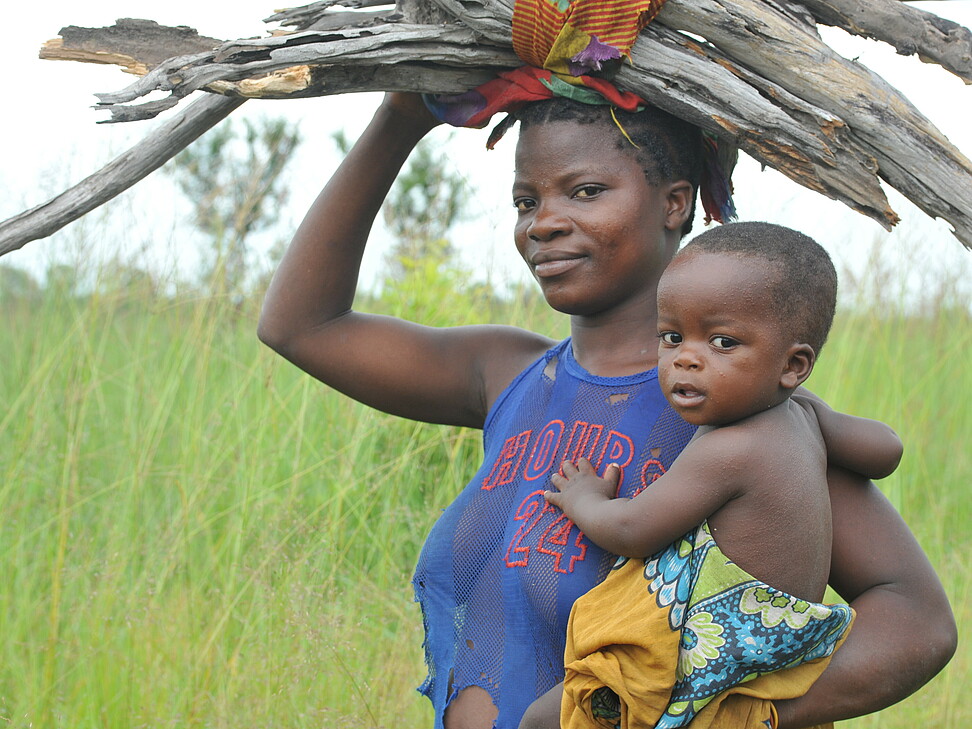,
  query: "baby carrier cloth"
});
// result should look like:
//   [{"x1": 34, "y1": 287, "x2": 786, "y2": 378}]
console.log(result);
[{"x1": 563, "y1": 522, "x2": 855, "y2": 729}]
